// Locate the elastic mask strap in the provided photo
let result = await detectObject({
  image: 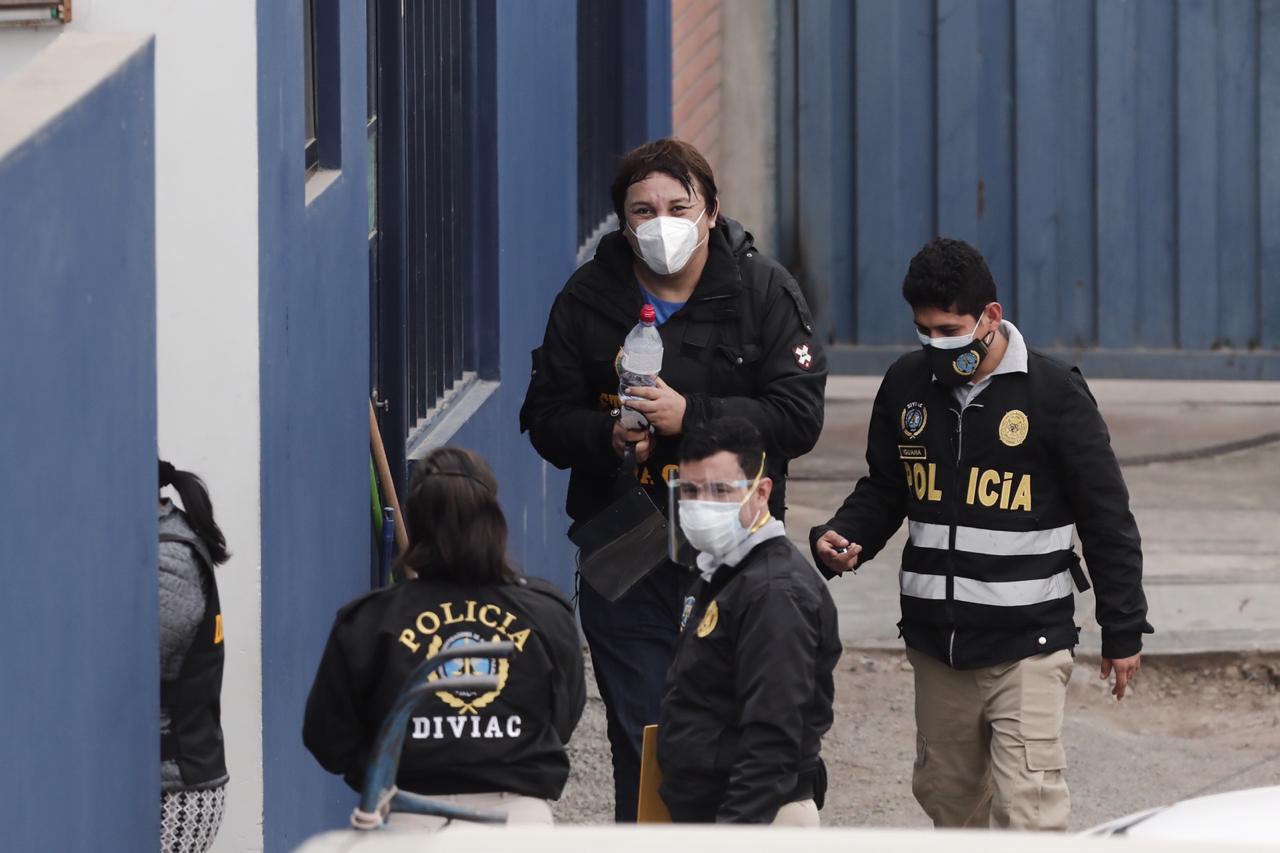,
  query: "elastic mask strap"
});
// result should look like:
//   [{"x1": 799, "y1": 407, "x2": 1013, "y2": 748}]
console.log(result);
[{"x1": 741, "y1": 454, "x2": 771, "y2": 533}]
